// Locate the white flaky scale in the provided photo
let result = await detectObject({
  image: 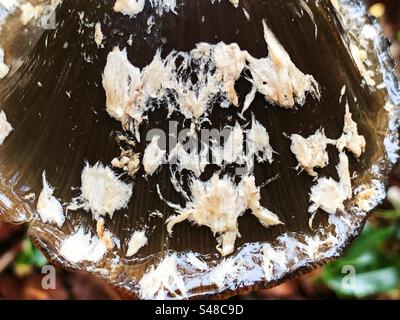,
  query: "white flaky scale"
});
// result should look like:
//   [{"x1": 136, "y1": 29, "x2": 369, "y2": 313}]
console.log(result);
[
  {"x1": 291, "y1": 103, "x2": 365, "y2": 177},
  {"x1": 243, "y1": 20, "x2": 320, "y2": 112},
  {"x1": 20, "y1": 2, "x2": 43, "y2": 25},
  {"x1": 126, "y1": 230, "x2": 148, "y2": 257},
  {"x1": 102, "y1": 20, "x2": 320, "y2": 131},
  {"x1": 336, "y1": 102, "x2": 366, "y2": 158},
  {"x1": 210, "y1": 0, "x2": 240, "y2": 8},
  {"x1": 111, "y1": 149, "x2": 140, "y2": 177},
  {"x1": 102, "y1": 47, "x2": 143, "y2": 125},
  {"x1": 356, "y1": 187, "x2": 377, "y2": 211},
  {"x1": 149, "y1": 0, "x2": 177, "y2": 16},
  {"x1": 168, "y1": 142, "x2": 209, "y2": 178},
  {"x1": 299, "y1": 233, "x2": 339, "y2": 261},
  {"x1": 0, "y1": 0, "x2": 19, "y2": 11},
  {"x1": 59, "y1": 227, "x2": 108, "y2": 264},
  {"x1": 113, "y1": 0, "x2": 146, "y2": 17},
  {"x1": 354, "y1": 180, "x2": 383, "y2": 212},
  {"x1": 209, "y1": 256, "x2": 243, "y2": 288},
  {"x1": 113, "y1": 0, "x2": 177, "y2": 17},
  {"x1": 37, "y1": 172, "x2": 65, "y2": 228},
  {"x1": 0, "y1": 110, "x2": 12, "y2": 145},
  {"x1": 309, "y1": 152, "x2": 352, "y2": 215},
  {"x1": 0, "y1": 48, "x2": 9, "y2": 79},
  {"x1": 139, "y1": 254, "x2": 186, "y2": 299},
  {"x1": 349, "y1": 44, "x2": 376, "y2": 87},
  {"x1": 68, "y1": 162, "x2": 133, "y2": 220},
  {"x1": 290, "y1": 129, "x2": 336, "y2": 177},
  {"x1": 96, "y1": 218, "x2": 119, "y2": 250},
  {"x1": 166, "y1": 174, "x2": 283, "y2": 256},
  {"x1": 111, "y1": 134, "x2": 140, "y2": 177},
  {"x1": 247, "y1": 116, "x2": 274, "y2": 164},
  {"x1": 262, "y1": 243, "x2": 287, "y2": 281},
  {"x1": 167, "y1": 119, "x2": 274, "y2": 178},
  {"x1": 332, "y1": 1, "x2": 378, "y2": 87},
  {"x1": 229, "y1": 0, "x2": 239, "y2": 8},
  {"x1": 223, "y1": 122, "x2": 244, "y2": 164},
  {"x1": 143, "y1": 135, "x2": 166, "y2": 175},
  {"x1": 94, "y1": 22, "x2": 104, "y2": 47},
  {"x1": 146, "y1": 15, "x2": 155, "y2": 34},
  {"x1": 185, "y1": 252, "x2": 208, "y2": 271},
  {"x1": 213, "y1": 43, "x2": 247, "y2": 107}
]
